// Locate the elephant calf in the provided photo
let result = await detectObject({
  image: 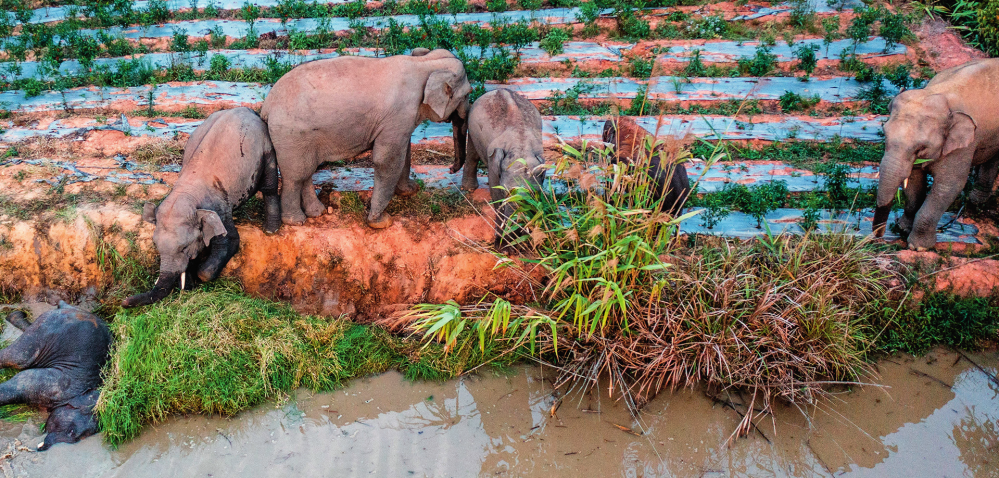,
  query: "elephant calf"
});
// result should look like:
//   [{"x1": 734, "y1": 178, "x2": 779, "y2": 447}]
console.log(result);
[
  {"x1": 873, "y1": 58, "x2": 999, "y2": 250},
  {"x1": 0, "y1": 303, "x2": 111, "y2": 450},
  {"x1": 602, "y1": 117, "x2": 692, "y2": 215},
  {"x1": 123, "y1": 107, "x2": 279, "y2": 307},
  {"x1": 455, "y1": 89, "x2": 546, "y2": 247}
]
